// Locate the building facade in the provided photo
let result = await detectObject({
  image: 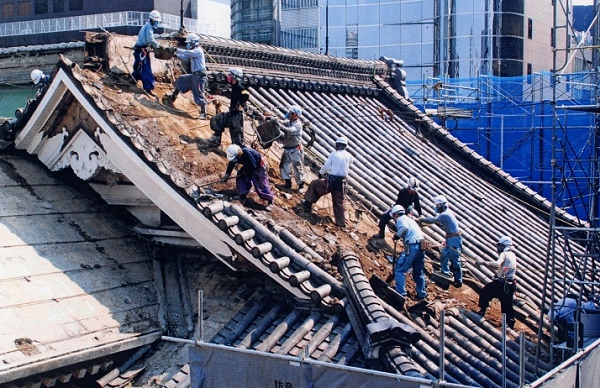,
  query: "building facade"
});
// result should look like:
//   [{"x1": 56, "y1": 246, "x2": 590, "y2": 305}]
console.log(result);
[
  {"x1": 0, "y1": 0, "x2": 230, "y2": 47},
  {"x1": 231, "y1": 0, "x2": 570, "y2": 81}
]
